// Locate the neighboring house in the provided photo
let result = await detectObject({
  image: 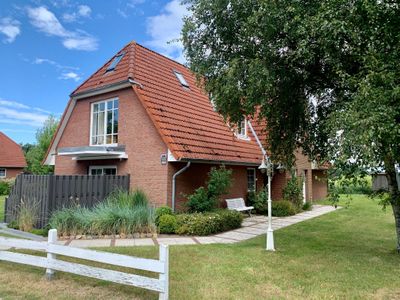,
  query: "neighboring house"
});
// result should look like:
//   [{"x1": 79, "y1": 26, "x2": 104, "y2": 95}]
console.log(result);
[
  {"x1": 0, "y1": 132, "x2": 27, "y2": 179},
  {"x1": 44, "y1": 41, "x2": 328, "y2": 209}
]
